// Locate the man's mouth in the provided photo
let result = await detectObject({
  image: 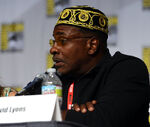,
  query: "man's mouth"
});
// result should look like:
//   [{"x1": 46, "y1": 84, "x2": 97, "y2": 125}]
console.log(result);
[{"x1": 53, "y1": 58, "x2": 64, "y2": 67}]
